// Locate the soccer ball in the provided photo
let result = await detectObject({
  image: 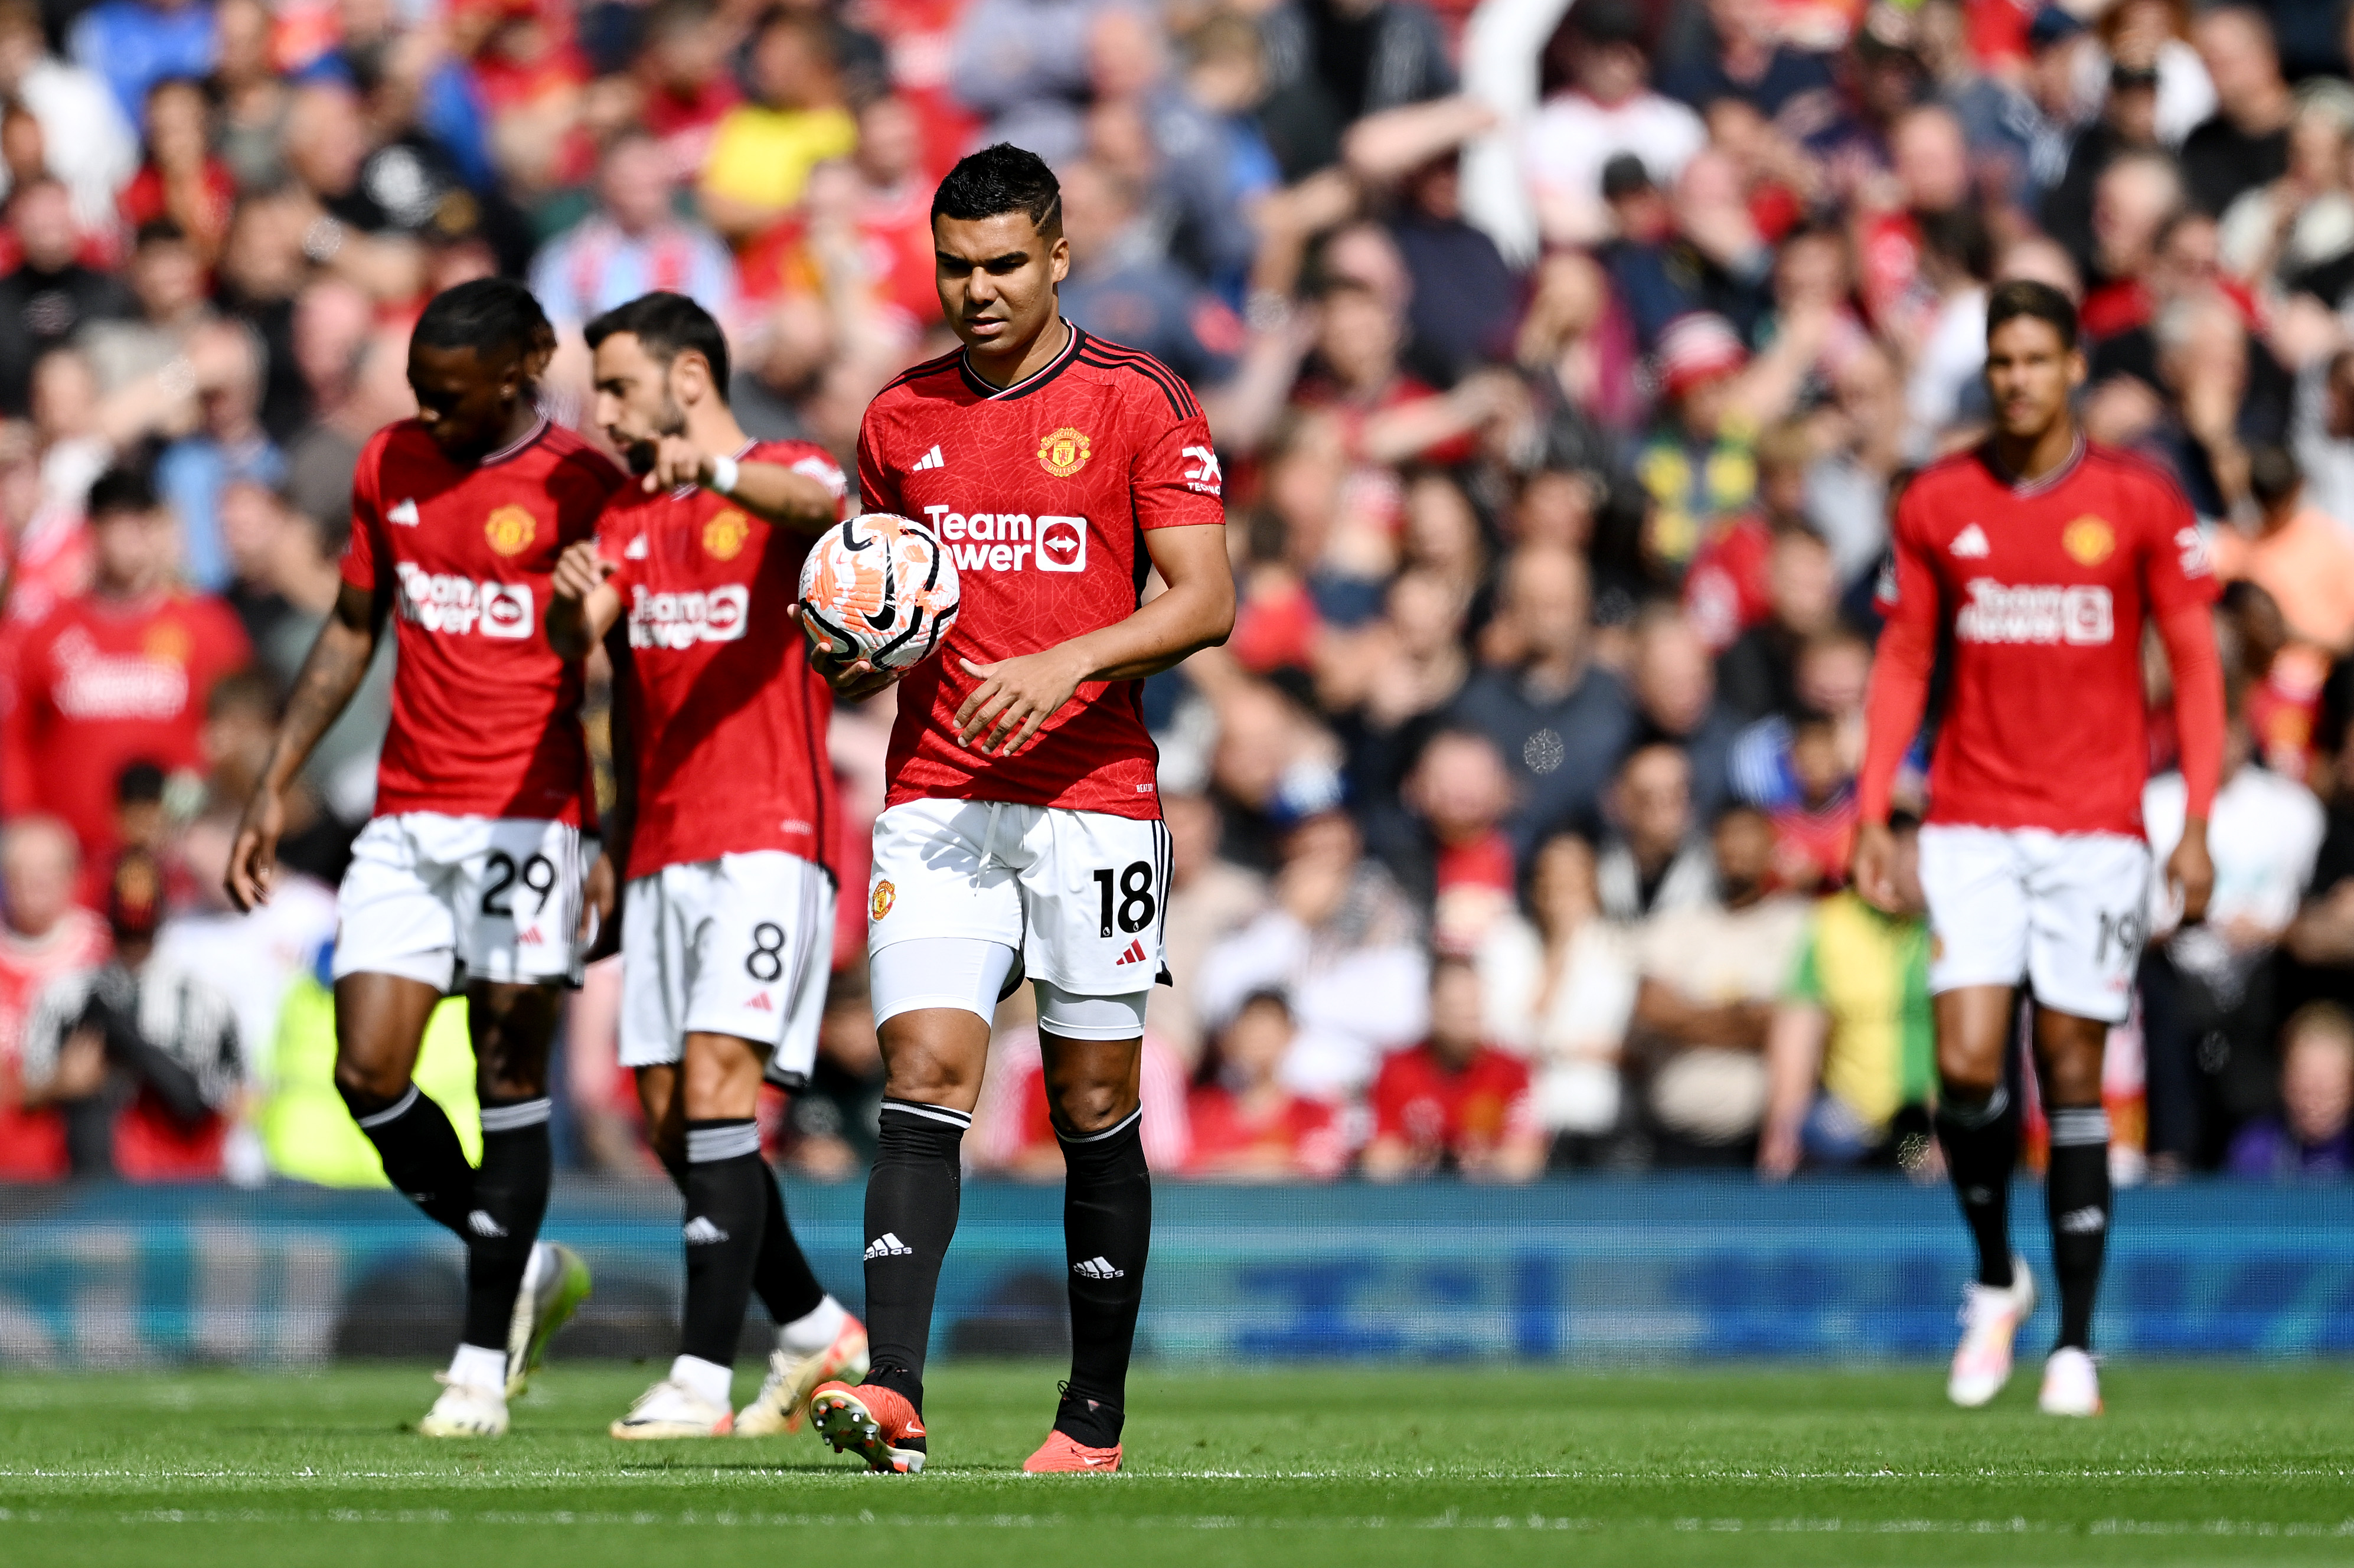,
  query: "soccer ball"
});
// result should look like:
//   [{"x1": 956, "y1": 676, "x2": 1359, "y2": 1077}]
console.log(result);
[{"x1": 797, "y1": 512, "x2": 961, "y2": 671}]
